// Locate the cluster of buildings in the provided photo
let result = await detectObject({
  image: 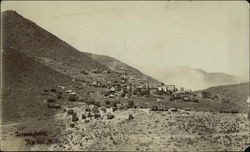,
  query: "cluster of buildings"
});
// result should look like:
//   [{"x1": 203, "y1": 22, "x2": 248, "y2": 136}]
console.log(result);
[{"x1": 63, "y1": 68, "x2": 218, "y2": 102}]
